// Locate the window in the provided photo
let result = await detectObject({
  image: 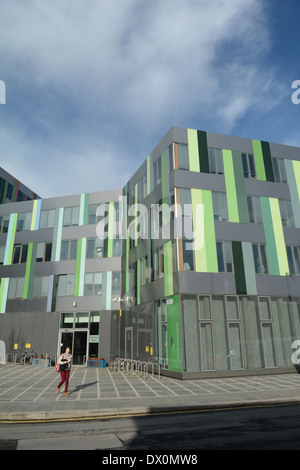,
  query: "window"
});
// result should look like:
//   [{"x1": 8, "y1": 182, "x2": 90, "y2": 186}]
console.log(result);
[
  {"x1": 17, "y1": 212, "x2": 31, "y2": 231},
  {"x1": 208, "y1": 148, "x2": 224, "y2": 174},
  {"x1": 212, "y1": 191, "x2": 228, "y2": 221},
  {"x1": 154, "y1": 246, "x2": 164, "y2": 279},
  {"x1": 61, "y1": 240, "x2": 77, "y2": 261},
  {"x1": 0, "y1": 246, "x2": 4, "y2": 265},
  {"x1": 182, "y1": 239, "x2": 194, "y2": 271},
  {"x1": 86, "y1": 238, "x2": 103, "y2": 259},
  {"x1": 252, "y1": 243, "x2": 269, "y2": 274},
  {"x1": 63, "y1": 206, "x2": 79, "y2": 227},
  {"x1": 12, "y1": 244, "x2": 28, "y2": 264},
  {"x1": 88, "y1": 203, "x2": 109, "y2": 225},
  {"x1": 177, "y1": 143, "x2": 189, "y2": 170},
  {"x1": 137, "y1": 174, "x2": 147, "y2": 201},
  {"x1": 39, "y1": 209, "x2": 55, "y2": 229},
  {"x1": 8, "y1": 277, "x2": 25, "y2": 299},
  {"x1": 36, "y1": 242, "x2": 52, "y2": 262},
  {"x1": 272, "y1": 158, "x2": 287, "y2": 183},
  {"x1": 113, "y1": 236, "x2": 121, "y2": 257},
  {"x1": 57, "y1": 274, "x2": 75, "y2": 297},
  {"x1": 153, "y1": 156, "x2": 162, "y2": 186},
  {"x1": 84, "y1": 273, "x2": 102, "y2": 296},
  {"x1": 0, "y1": 215, "x2": 9, "y2": 233},
  {"x1": 279, "y1": 199, "x2": 294, "y2": 227},
  {"x1": 216, "y1": 241, "x2": 233, "y2": 272},
  {"x1": 32, "y1": 276, "x2": 49, "y2": 298},
  {"x1": 247, "y1": 196, "x2": 262, "y2": 224},
  {"x1": 286, "y1": 246, "x2": 300, "y2": 275},
  {"x1": 242, "y1": 153, "x2": 256, "y2": 178}
]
